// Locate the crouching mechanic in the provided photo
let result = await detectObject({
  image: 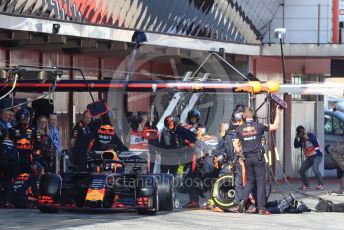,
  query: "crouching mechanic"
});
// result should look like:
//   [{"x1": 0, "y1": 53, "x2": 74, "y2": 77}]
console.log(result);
[
  {"x1": 9, "y1": 162, "x2": 42, "y2": 208},
  {"x1": 224, "y1": 106, "x2": 246, "y2": 205},
  {"x1": 234, "y1": 107, "x2": 281, "y2": 215},
  {"x1": 204, "y1": 106, "x2": 246, "y2": 212},
  {"x1": 216, "y1": 115, "x2": 246, "y2": 210}
]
